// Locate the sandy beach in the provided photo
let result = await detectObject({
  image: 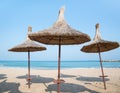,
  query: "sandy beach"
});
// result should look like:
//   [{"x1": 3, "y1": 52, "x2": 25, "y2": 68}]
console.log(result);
[{"x1": 0, "y1": 68, "x2": 120, "y2": 93}]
